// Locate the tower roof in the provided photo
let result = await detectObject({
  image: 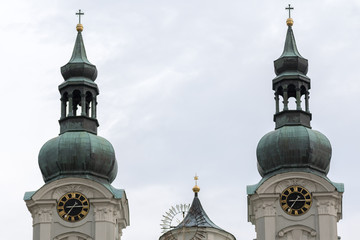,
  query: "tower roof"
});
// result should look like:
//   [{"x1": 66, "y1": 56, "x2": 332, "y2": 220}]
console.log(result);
[
  {"x1": 274, "y1": 23, "x2": 308, "y2": 77},
  {"x1": 256, "y1": 6, "x2": 332, "y2": 178},
  {"x1": 175, "y1": 177, "x2": 225, "y2": 231},
  {"x1": 60, "y1": 25, "x2": 98, "y2": 81},
  {"x1": 279, "y1": 24, "x2": 302, "y2": 58},
  {"x1": 38, "y1": 11, "x2": 118, "y2": 184},
  {"x1": 175, "y1": 192, "x2": 222, "y2": 229}
]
